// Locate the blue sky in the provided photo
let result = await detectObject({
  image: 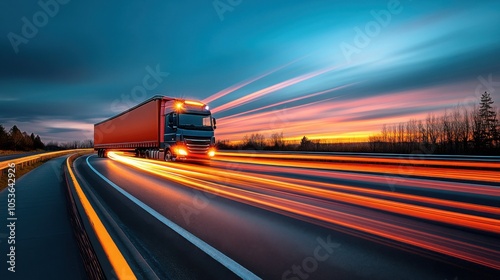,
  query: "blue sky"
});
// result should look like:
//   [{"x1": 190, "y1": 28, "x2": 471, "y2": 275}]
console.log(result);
[{"x1": 1, "y1": 0, "x2": 500, "y2": 142}]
